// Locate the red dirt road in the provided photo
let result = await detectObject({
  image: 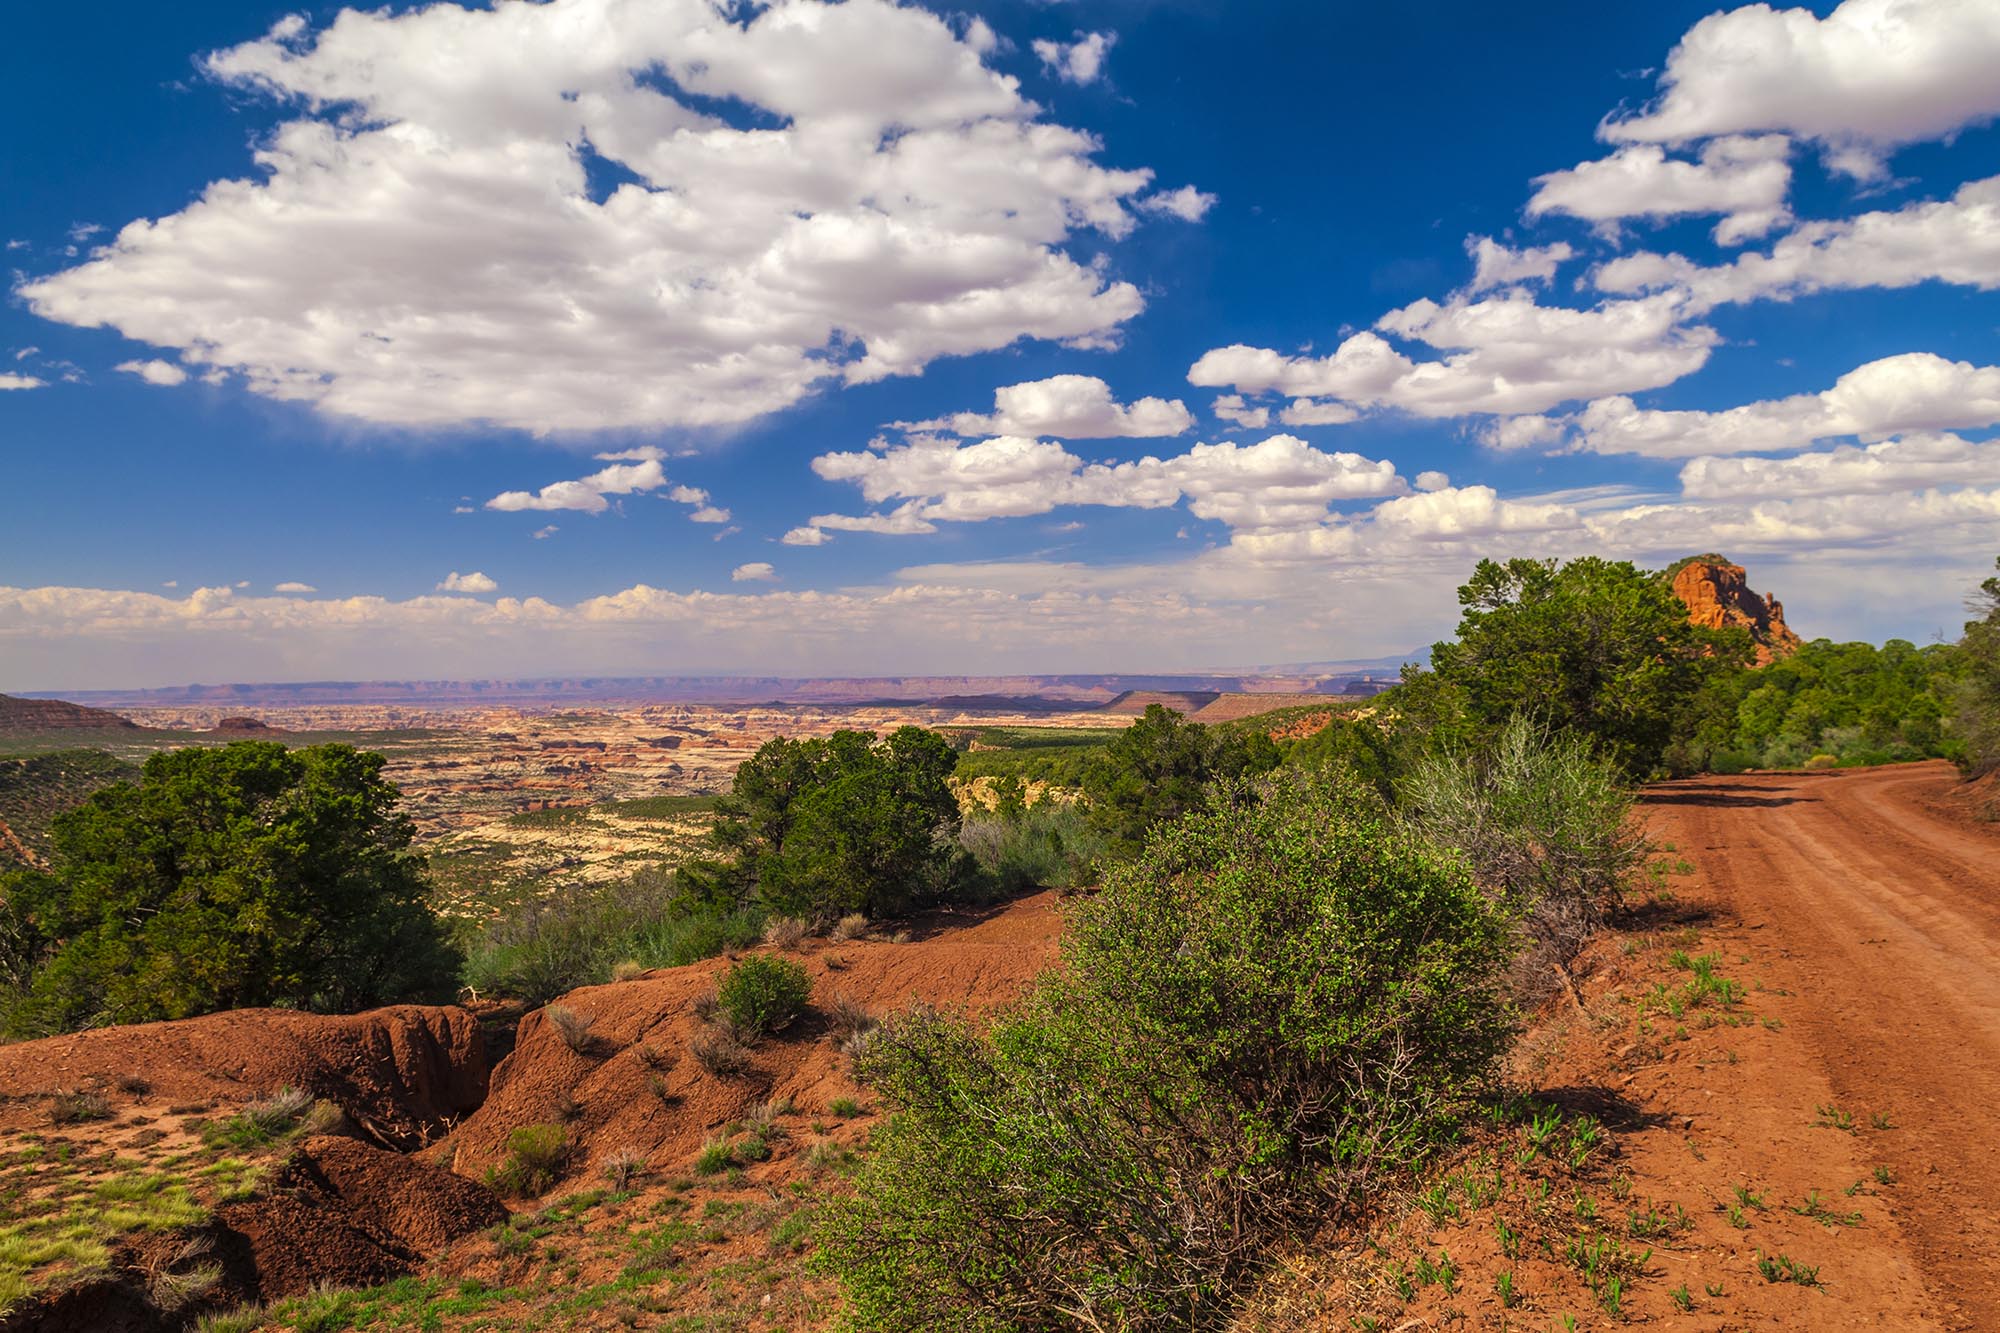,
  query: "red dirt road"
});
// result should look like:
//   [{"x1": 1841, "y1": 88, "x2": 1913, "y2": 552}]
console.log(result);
[{"x1": 1644, "y1": 761, "x2": 2000, "y2": 1329}]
